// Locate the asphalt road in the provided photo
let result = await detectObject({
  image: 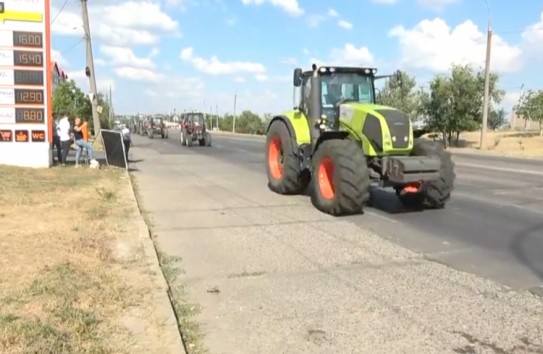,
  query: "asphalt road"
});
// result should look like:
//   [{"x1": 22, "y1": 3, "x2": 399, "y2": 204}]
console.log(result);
[
  {"x1": 130, "y1": 131, "x2": 543, "y2": 353},
  {"x1": 143, "y1": 130, "x2": 543, "y2": 293}
]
